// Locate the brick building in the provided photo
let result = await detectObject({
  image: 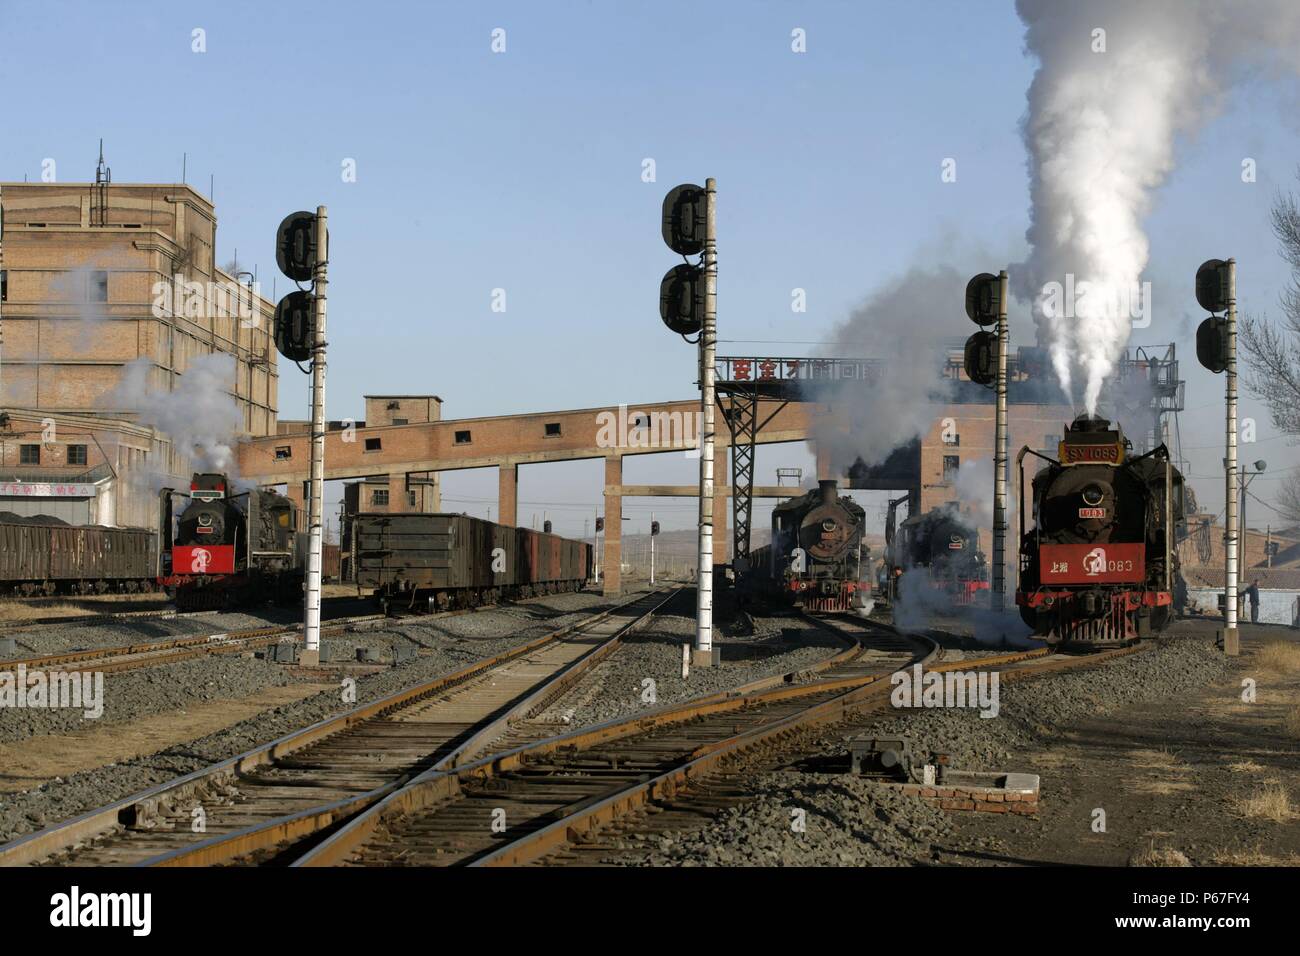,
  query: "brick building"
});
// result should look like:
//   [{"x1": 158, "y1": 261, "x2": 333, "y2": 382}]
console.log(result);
[{"x1": 0, "y1": 178, "x2": 278, "y2": 527}]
